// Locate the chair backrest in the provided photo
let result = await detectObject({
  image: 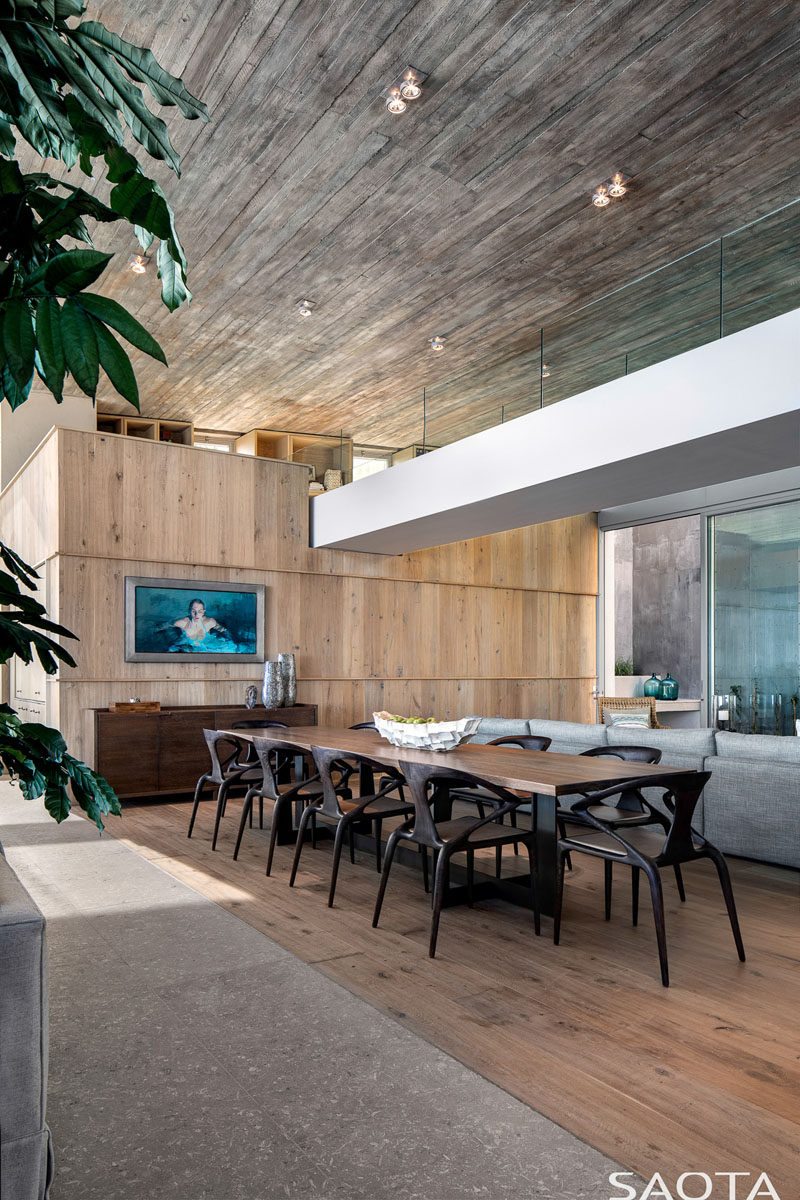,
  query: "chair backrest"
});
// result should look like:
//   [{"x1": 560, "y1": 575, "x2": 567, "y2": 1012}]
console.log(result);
[
  {"x1": 596, "y1": 696, "x2": 664, "y2": 729},
  {"x1": 398, "y1": 759, "x2": 524, "y2": 849},
  {"x1": 489, "y1": 735, "x2": 552, "y2": 752},
  {"x1": 578, "y1": 744, "x2": 662, "y2": 811},
  {"x1": 572, "y1": 771, "x2": 711, "y2": 861},
  {"x1": 349, "y1": 721, "x2": 377, "y2": 730},
  {"x1": 201, "y1": 728, "x2": 243, "y2": 783},
  {"x1": 250, "y1": 735, "x2": 310, "y2": 800},
  {"x1": 311, "y1": 746, "x2": 403, "y2": 818}
]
